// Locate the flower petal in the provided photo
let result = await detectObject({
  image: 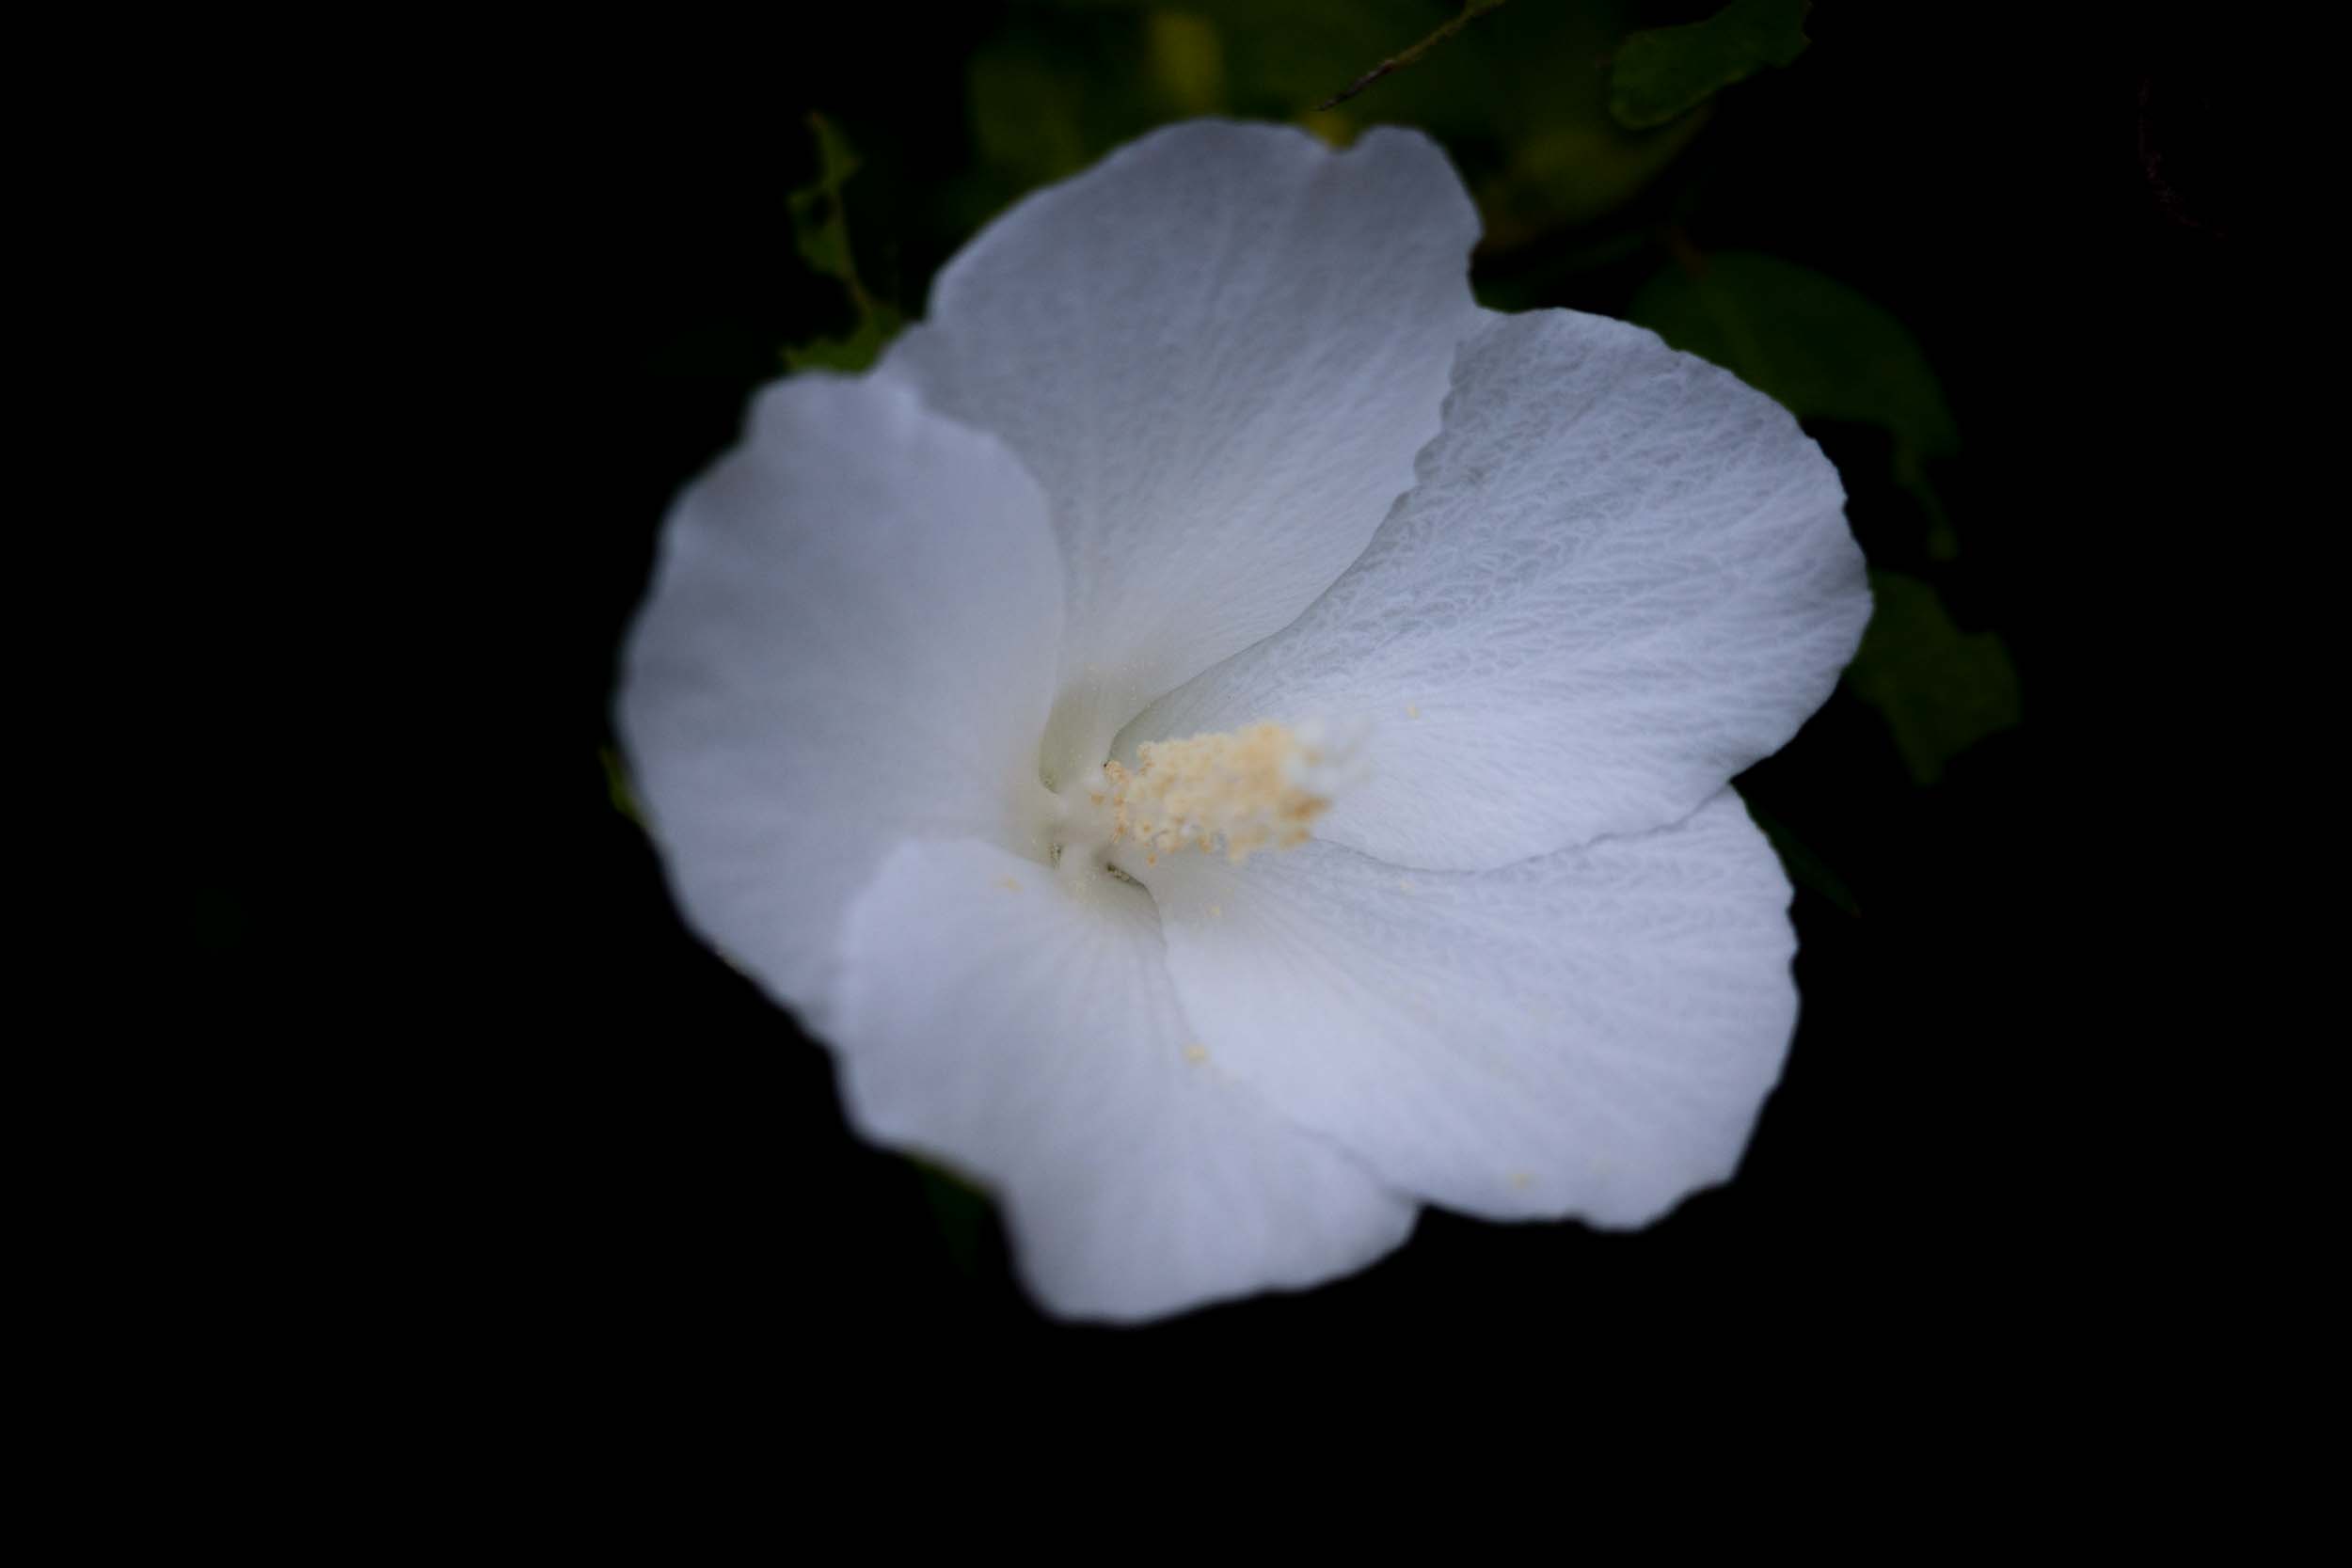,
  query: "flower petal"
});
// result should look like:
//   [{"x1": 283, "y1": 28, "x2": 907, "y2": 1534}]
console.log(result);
[
  {"x1": 1121, "y1": 309, "x2": 1870, "y2": 871},
  {"x1": 617, "y1": 375, "x2": 1066, "y2": 1023},
  {"x1": 882, "y1": 120, "x2": 1481, "y2": 782},
  {"x1": 1131, "y1": 792, "x2": 1797, "y2": 1227},
  {"x1": 833, "y1": 836, "x2": 1416, "y2": 1322}
]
